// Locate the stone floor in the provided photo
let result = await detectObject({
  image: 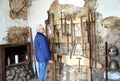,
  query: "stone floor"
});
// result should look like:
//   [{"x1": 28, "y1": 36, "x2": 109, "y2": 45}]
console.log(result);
[{"x1": 30, "y1": 79, "x2": 38, "y2": 81}]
